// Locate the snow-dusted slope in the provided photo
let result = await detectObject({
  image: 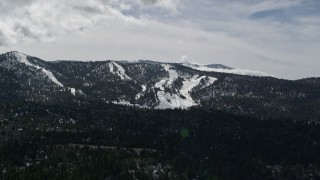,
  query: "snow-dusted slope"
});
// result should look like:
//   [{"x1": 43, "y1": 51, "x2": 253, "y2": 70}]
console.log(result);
[
  {"x1": 2, "y1": 52, "x2": 64, "y2": 86},
  {"x1": 182, "y1": 62, "x2": 271, "y2": 77},
  {"x1": 154, "y1": 65, "x2": 180, "y2": 109},
  {"x1": 109, "y1": 61, "x2": 131, "y2": 80},
  {"x1": 179, "y1": 76, "x2": 217, "y2": 108},
  {"x1": 154, "y1": 64, "x2": 217, "y2": 109},
  {"x1": 135, "y1": 85, "x2": 147, "y2": 100},
  {"x1": 0, "y1": 52, "x2": 85, "y2": 97},
  {"x1": 39, "y1": 67, "x2": 64, "y2": 87},
  {"x1": 3, "y1": 51, "x2": 298, "y2": 110}
]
